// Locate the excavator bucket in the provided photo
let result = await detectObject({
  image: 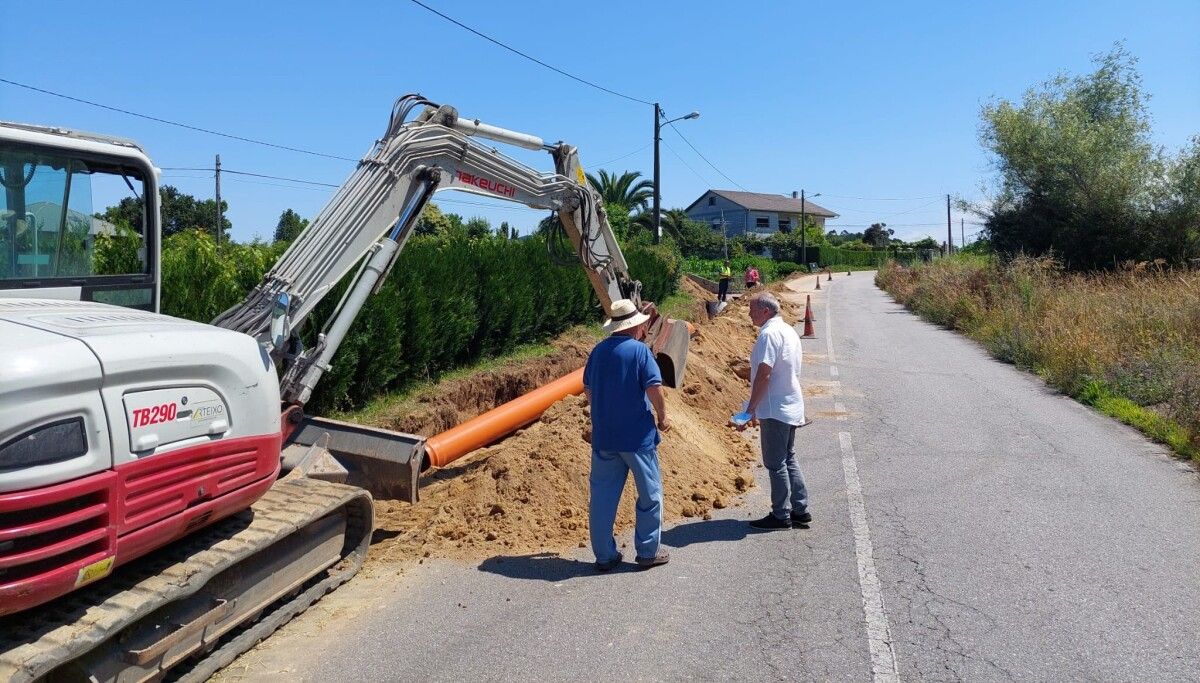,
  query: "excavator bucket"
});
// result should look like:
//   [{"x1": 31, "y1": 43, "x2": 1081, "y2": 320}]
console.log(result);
[
  {"x1": 283, "y1": 415, "x2": 424, "y2": 503},
  {"x1": 650, "y1": 317, "x2": 690, "y2": 389}
]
